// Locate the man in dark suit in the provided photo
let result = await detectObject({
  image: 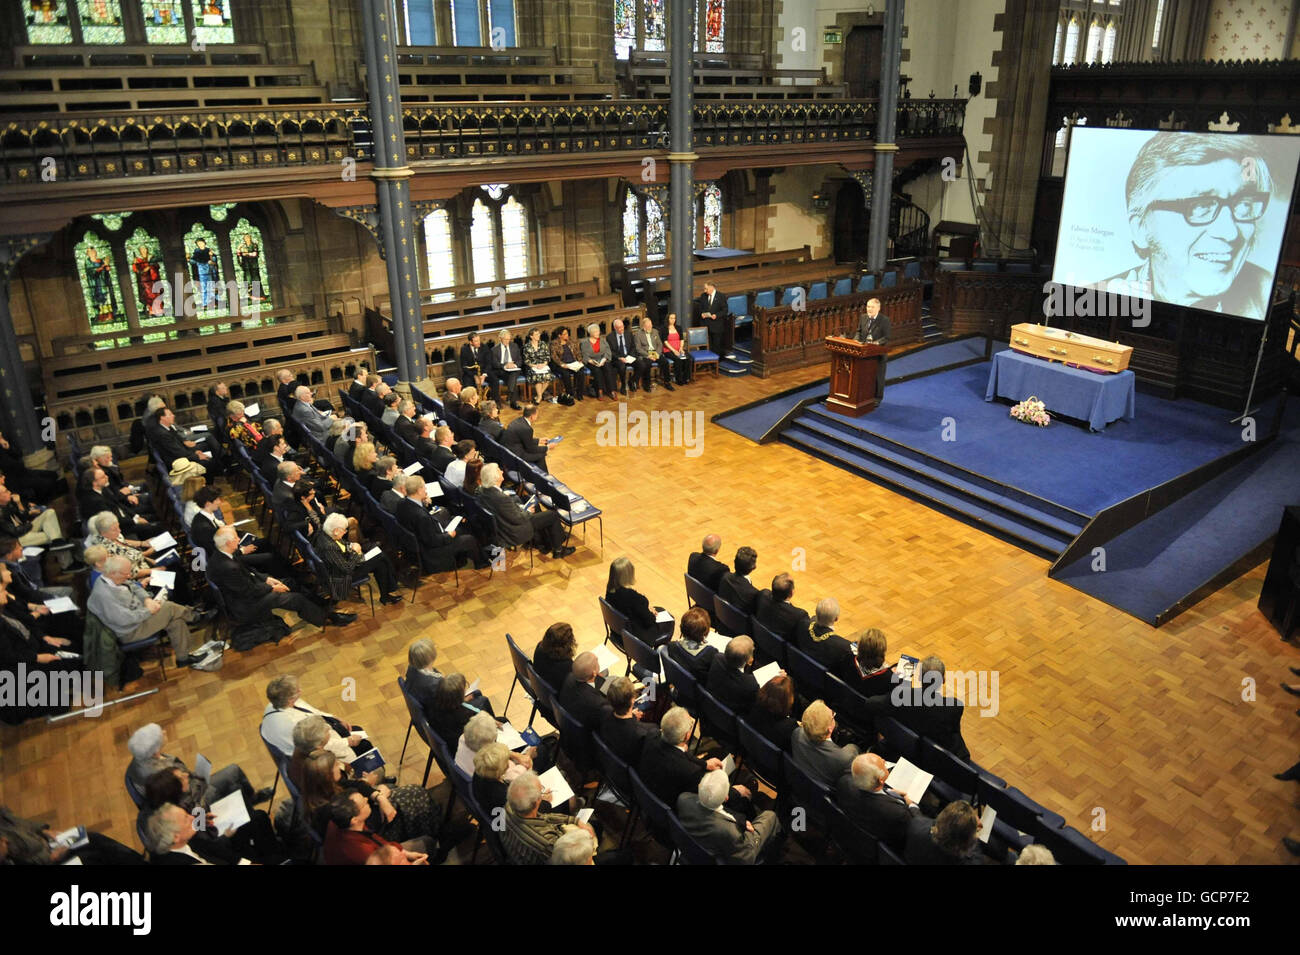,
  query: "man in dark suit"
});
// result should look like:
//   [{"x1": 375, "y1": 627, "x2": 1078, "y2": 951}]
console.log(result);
[
  {"x1": 270, "y1": 460, "x2": 303, "y2": 510},
  {"x1": 638, "y1": 706, "x2": 754, "y2": 816},
  {"x1": 717, "y1": 546, "x2": 759, "y2": 615},
  {"x1": 147, "y1": 406, "x2": 215, "y2": 484},
  {"x1": 146, "y1": 803, "x2": 243, "y2": 865},
  {"x1": 347, "y1": 370, "x2": 370, "y2": 401},
  {"x1": 478, "y1": 463, "x2": 573, "y2": 559},
  {"x1": 396, "y1": 475, "x2": 486, "y2": 571},
  {"x1": 706, "y1": 636, "x2": 759, "y2": 714},
  {"x1": 836, "y1": 753, "x2": 921, "y2": 853},
  {"x1": 558, "y1": 652, "x2": 613, "y2": 730},
  {"x1": 425, "y1": 424, "x2": 456, "y2": 473},
  {"x1": 694, "y1": 280, "x2": 729, "y2": 357},
  {"x1": 256, "y1": 435, "x2": 291, "y2": 483},
  {"x1": 188, "y1": 486, "x2": 285, "y2": 576},
  {"x1": 484, "y1": 332, "x2": 523, "y2": 410},
  {"x1": 687, "y1": 533, "x2": 728, "y2": 590},
  {"x1": 392, "y1": 400, "x2": 421, "y2": 446},
  {"x1": 442, "y1": 377, "x2": 464, "y2": 421},
  {"x1": 409, "y1": 417, "x2": 438, "y2": 461},
  {"x1": 503, "y1": 404, "x2": 552, "y2": 472},
  {"x1": 605, "y1": 318, "x2": 638, "y2": 394},
  {"x1": 275, "y1": 369, "x2": 298, "y2": 418},
  {"x1": 598, "y1": 676, "x2": 658, "y2": 764},
  {"x1": 854, "y1": 297, "x2": 891, "y2": 401},
  {"x1": 207, "y1": 525, "x2": 352, "y2": 628},
  {"x1": 862, "y1": 656, "x2": 970, "y2": 761},
  {"x1": 904, "y1": 800, "x2": 984, "y2": 865},
  {"x1": 87, "y1": 445, "x2": 152, "y2": 514},
  {"x1": 77, "y1": 467, "x2": 164, "y2": 539},
  {"x1": 799, "y1": 597, "x2": 854, "y2": 674},
  {"x1": 754, "y1": 573, "x2": 810, "y2": 644},
  {"x1": 361, "y1": 380, "x2": 387, "y2": 417}
]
